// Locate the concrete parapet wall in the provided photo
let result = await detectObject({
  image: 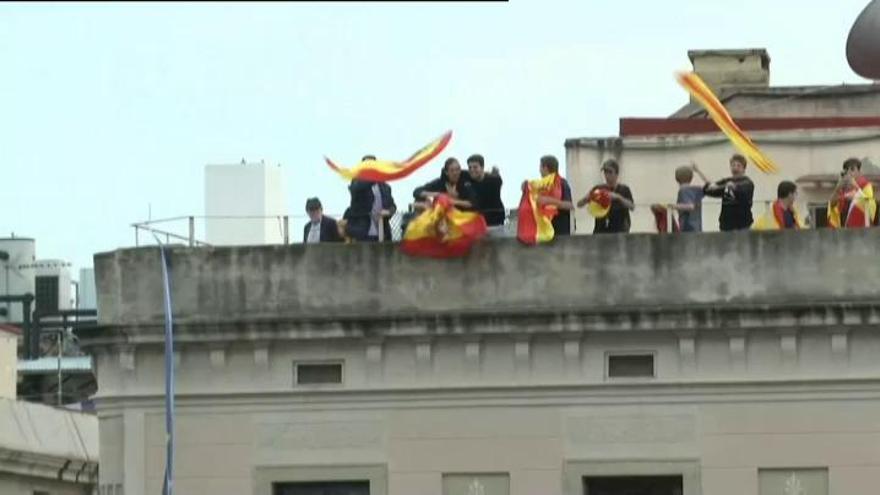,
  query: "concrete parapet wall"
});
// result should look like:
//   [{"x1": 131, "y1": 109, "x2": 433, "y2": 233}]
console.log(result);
[{"x1": 94, "y1": 229, "x2": 880, "y2": 327}]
